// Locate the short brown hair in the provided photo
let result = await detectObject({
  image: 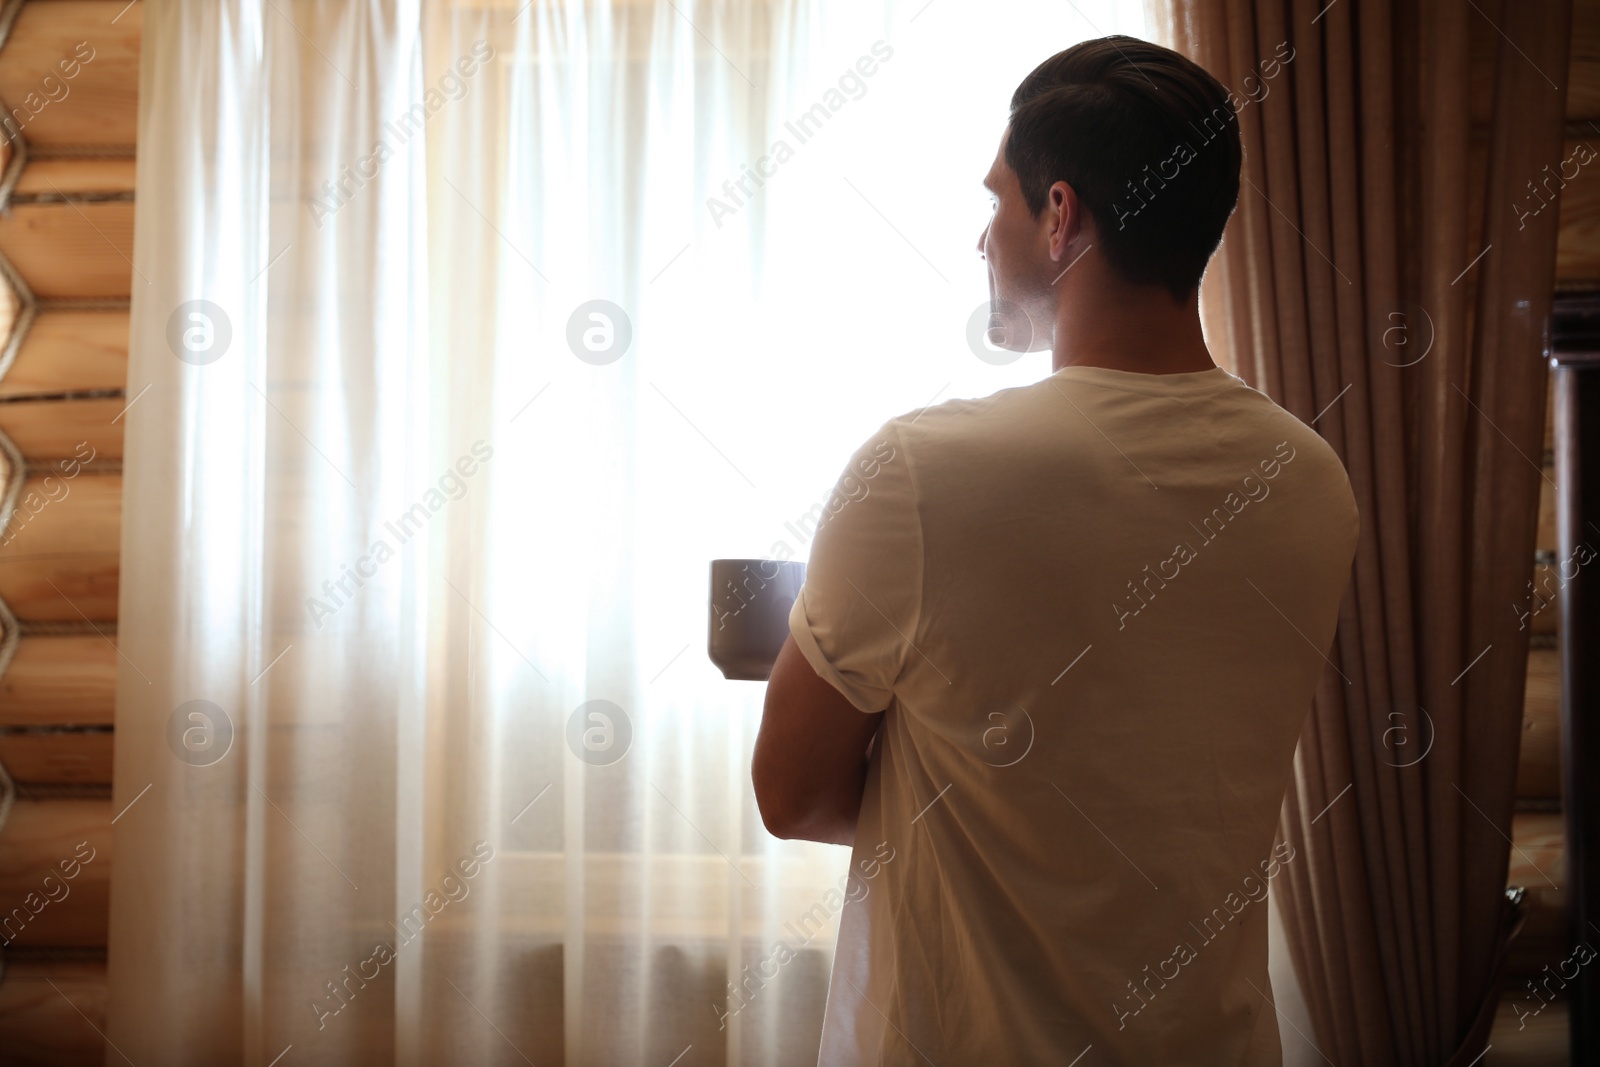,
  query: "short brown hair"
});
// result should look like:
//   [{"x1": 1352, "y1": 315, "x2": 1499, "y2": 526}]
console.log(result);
[{"x1": 1006, "y1": 36, "x2": 1242, "y2": 303}]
